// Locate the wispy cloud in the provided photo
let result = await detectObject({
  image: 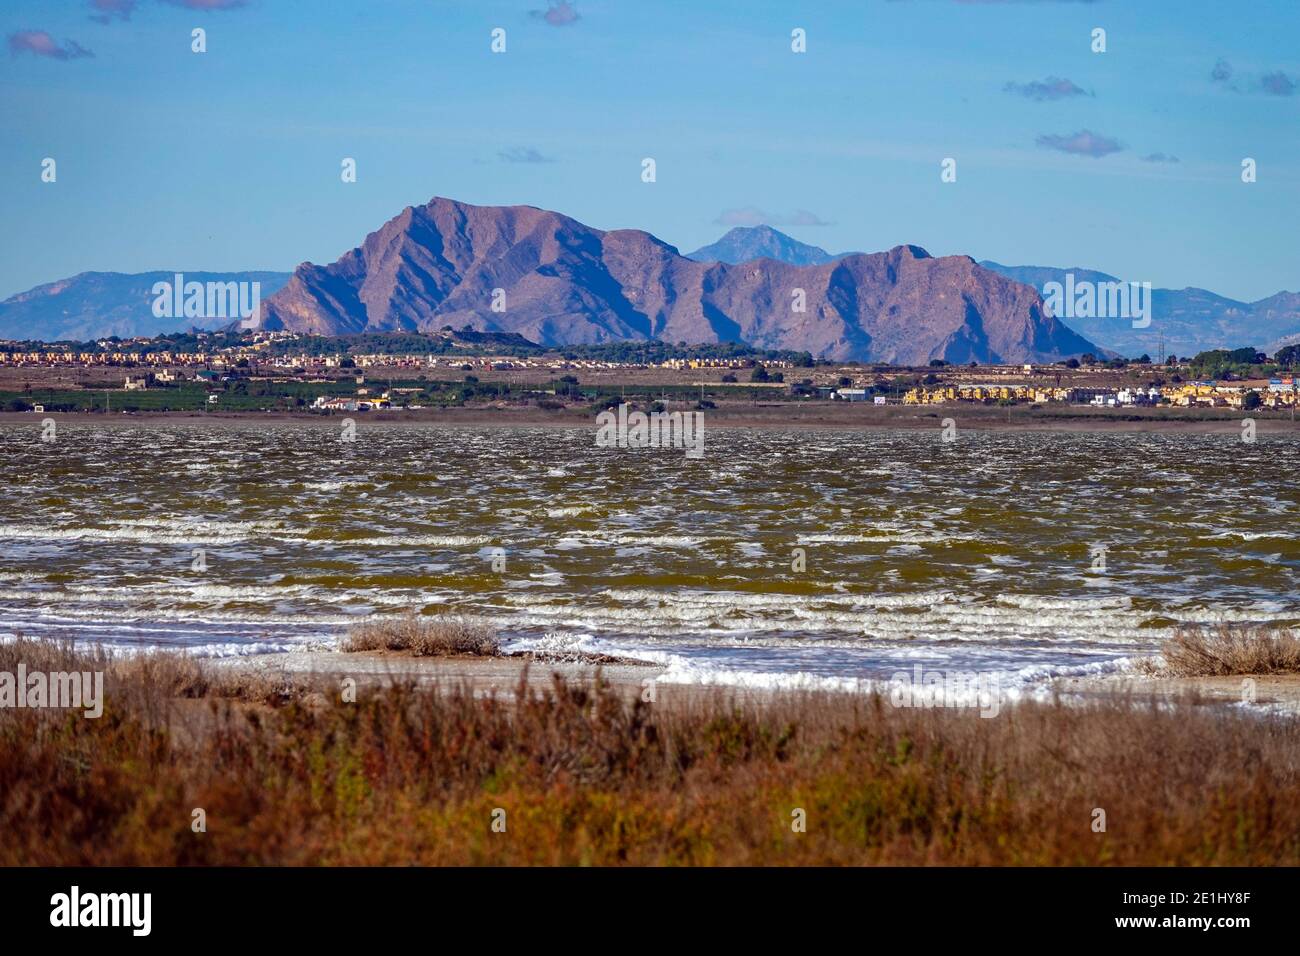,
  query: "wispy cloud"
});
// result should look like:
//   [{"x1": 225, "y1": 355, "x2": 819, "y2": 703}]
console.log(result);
[
  {"x1": 1003, "y1": 76, "x2": 1091, "y2": 101},
  {"x1": 1034, "y1": 130, "x2": 1118, "y2": 158},
  {"x1": 498, "y1": 146, "x2": 555, "y2": 164},
  {"x1": 160, "y1": 0, "x2": 248, "y2": 10},
  {"x1": 1140, "y1": 152, "x2": 1180, "y2": 164},
  {"x1": 8, "y1": 30, "x2": 94, "y2": 60},
  {"x1": 1035, "y1": 129, "x2": 1123, "y2": 158},
  {"x1": 89, "y1": 0, "x2": 136, "y2": 23},
  {"x1": 1260, "y1": 71, "x2": 1296, "y2": 97},
  {"x1": 714, "y1": 207, "x2": 831, "y2": 228},
  {"x1": 1210, "y1": 58, "x2": 1296, "y2": 96},
  {"x1": 530, "y1": 2, "x2": 580, "y2": 27}
]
